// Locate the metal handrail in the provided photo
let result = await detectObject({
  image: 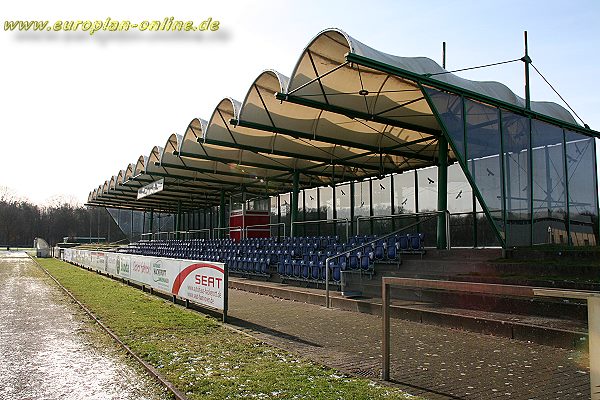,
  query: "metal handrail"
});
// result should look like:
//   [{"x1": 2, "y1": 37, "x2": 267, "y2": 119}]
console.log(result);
[
  {"x1": 184, "y1": 229, "x2": 211, "y2": 239},
  {"x1": 291, "y1": 218, "x2": 349, "y2": 241},
  {"x1": 324, "y1": 211, "x2": 446, "y2": 308},
  {"x1": 152, "y1": 231, "x2": 170, "y2": 240},
  {"x1": 213, "y1": 226, "x2": 234, "y2": 239},
  {"x1": 244, "y1": 222, "x2": 286, "y2": 238},
  {"x1": 357, "y1": 212, "x2": 444, "y2": 236},
  {"x1": 168, "y1": 230, "x2": 189, "y2": 240},
  {"x1": 358, "y1": 211, "x2": 451, "y2": 249}
]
